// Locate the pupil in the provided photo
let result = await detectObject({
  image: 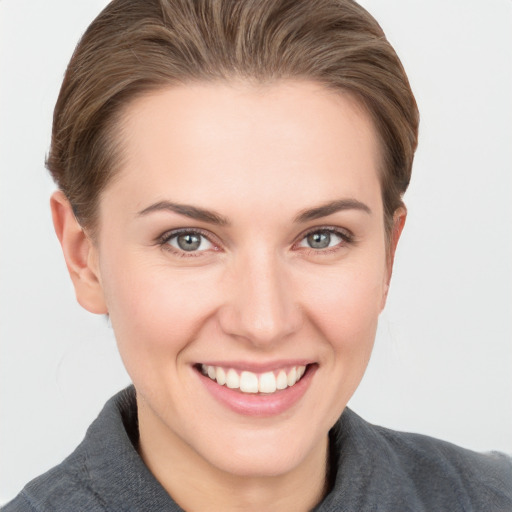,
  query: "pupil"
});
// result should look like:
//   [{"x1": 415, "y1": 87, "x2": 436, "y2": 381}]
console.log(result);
[
  {"x1": 177, "y1": 233, "x2": 201, "y2": 251},
  {"x1": 307, "y1": 231, "x2": 330, "y2": 249}
]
